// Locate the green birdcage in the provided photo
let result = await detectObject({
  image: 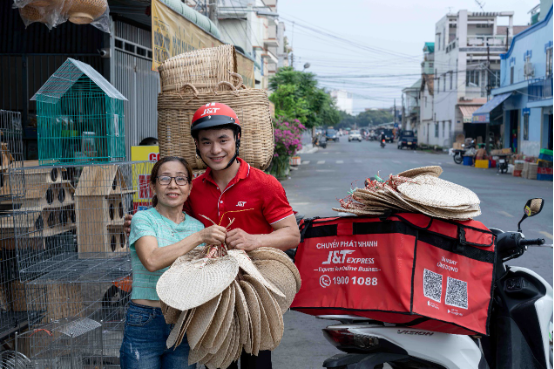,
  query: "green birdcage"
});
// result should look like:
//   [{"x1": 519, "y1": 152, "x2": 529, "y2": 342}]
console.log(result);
[{"x1": 32, "y1": 58, "x2": 127, "y2": 165}]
